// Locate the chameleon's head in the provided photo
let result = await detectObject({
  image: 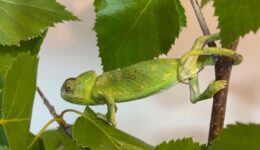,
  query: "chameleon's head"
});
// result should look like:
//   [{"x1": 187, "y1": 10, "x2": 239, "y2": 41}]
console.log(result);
[{"x1": 61, "y1": 71, "x2": 97, "y2": 105}]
